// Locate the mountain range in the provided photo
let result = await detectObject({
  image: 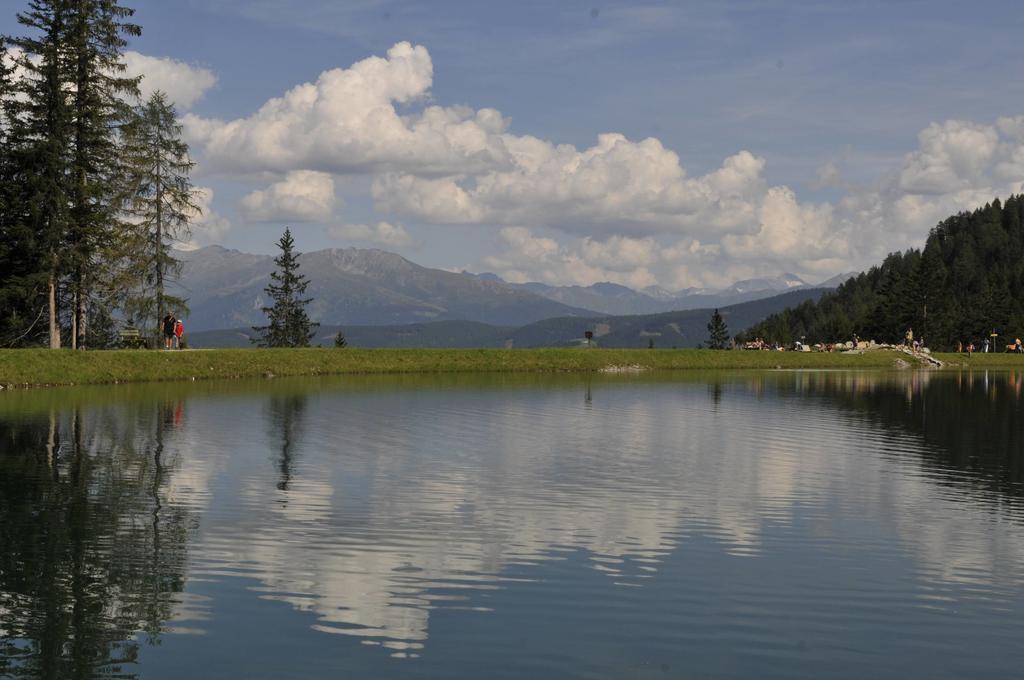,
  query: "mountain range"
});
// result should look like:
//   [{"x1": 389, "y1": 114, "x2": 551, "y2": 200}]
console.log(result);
[
  {"x1": 468, "y1": 271, "x2": 843, "y2": 316},
  {"x1": 174, "y1": 245, "x2": 856, "y2": 332},
  {"x1": 188, "y1": 288, "x2": 831, "y2": 349},
  {"x1": 174, "y1": 246, "x2": 595, "y2": 331}
]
